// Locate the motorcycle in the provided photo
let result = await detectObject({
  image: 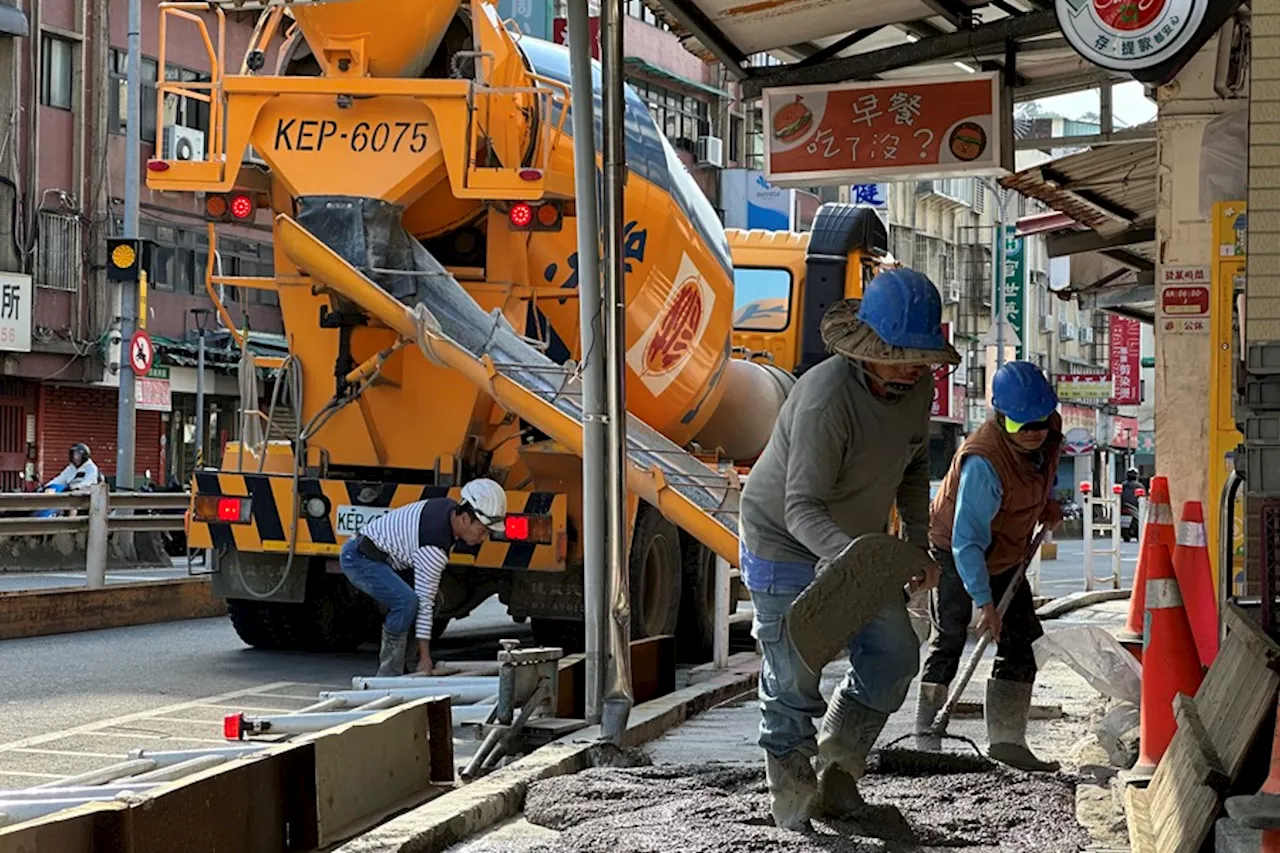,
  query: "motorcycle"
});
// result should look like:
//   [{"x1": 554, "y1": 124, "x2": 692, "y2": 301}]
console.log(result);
[{"x1": 1120, "y1": 500, "x2": 1140, "y2": 542}]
